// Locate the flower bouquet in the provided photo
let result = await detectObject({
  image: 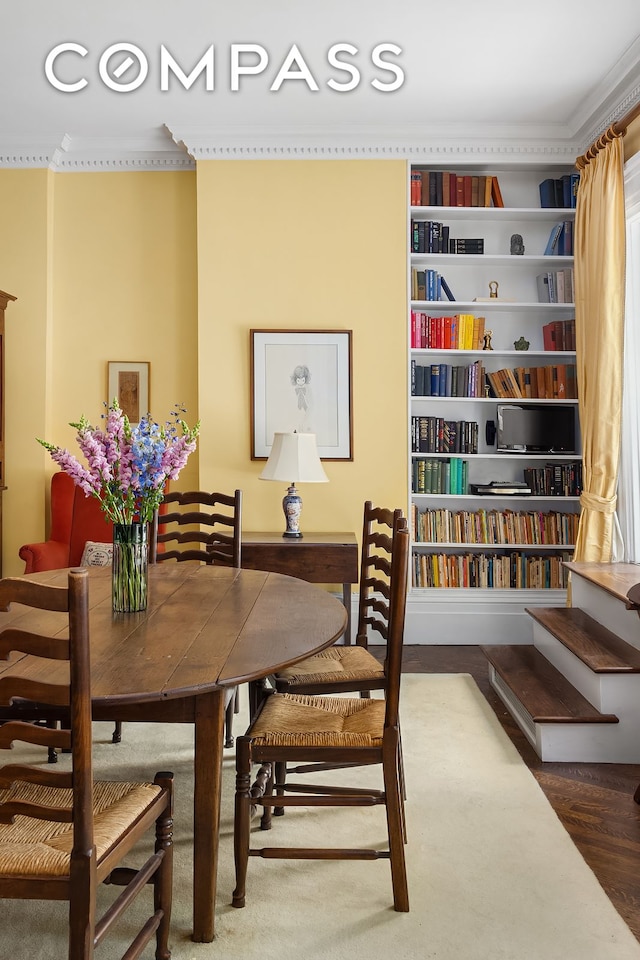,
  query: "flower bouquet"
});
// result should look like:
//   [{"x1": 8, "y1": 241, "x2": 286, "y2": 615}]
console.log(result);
[{"x1": 38, "y1": 400, "x2": 200, "y2": 611}]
